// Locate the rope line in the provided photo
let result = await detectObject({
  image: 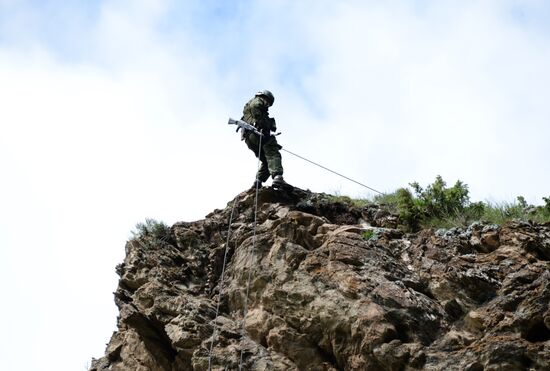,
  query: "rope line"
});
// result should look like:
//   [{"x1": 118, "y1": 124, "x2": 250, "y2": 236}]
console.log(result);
[
  {"x1": 239, "y1": 134, "x2": 263, "y2": 370},
  {"x1": 281, "y1": 147, "x2": 385, "y2": 195},
  {"x1": 207, "y1": 195, "x2": 240, "y2": 370}
]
